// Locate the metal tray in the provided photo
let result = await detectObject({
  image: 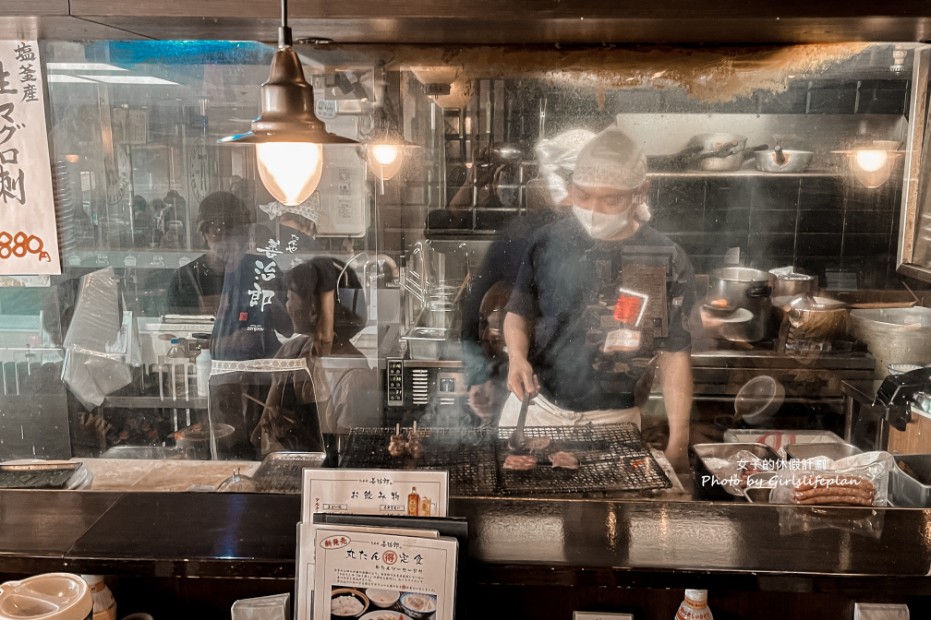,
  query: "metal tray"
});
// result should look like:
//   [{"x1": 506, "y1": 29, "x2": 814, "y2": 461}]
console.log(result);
[
  {"x1": 691, "y1": 442, "x2": 781, "y2": 500},
  {"x1": 723, "y1": 429, "x2": 844, "y2": 452},
  {"x1": 0, "y1": 461, "x2": 81, "y2": 489},
  {"x1": 401, "y1": 327, "x2": 448, "y2": 360},
  {"x1": 253, "y1": 451, "x2": 327, "y2": 493},
  {"x1": 744, "y1": 471, "x2": 777, "y2": 503},
  {"x1": 785, "y1": 442, "x2": 862, "y2": 463},
  {"x1": 891, "y1": 454, "x2": 931, "y2": 508}
]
